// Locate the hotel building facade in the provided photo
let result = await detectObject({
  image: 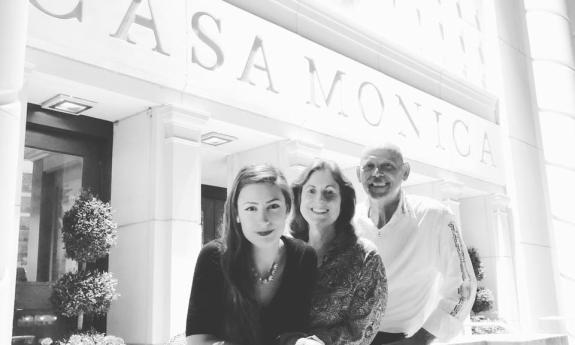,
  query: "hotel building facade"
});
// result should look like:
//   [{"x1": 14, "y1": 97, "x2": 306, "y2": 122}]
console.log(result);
[{"x1": 1, "y1": 0, "x2": 574, "y2": 344}]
